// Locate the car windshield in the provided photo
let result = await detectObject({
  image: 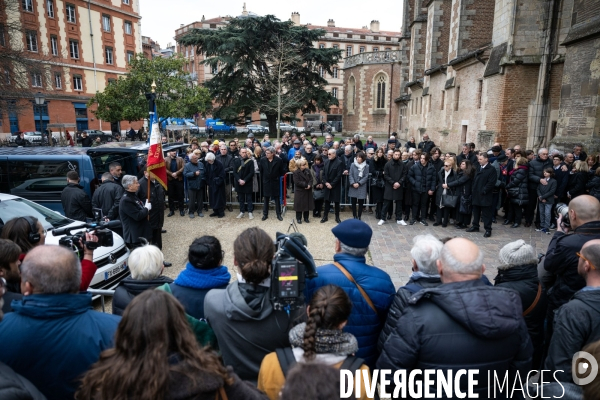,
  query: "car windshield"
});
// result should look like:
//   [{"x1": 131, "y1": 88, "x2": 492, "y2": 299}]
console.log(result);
[{"x1": 0, "y1": 197, "x2": 72, "y2": 229}]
